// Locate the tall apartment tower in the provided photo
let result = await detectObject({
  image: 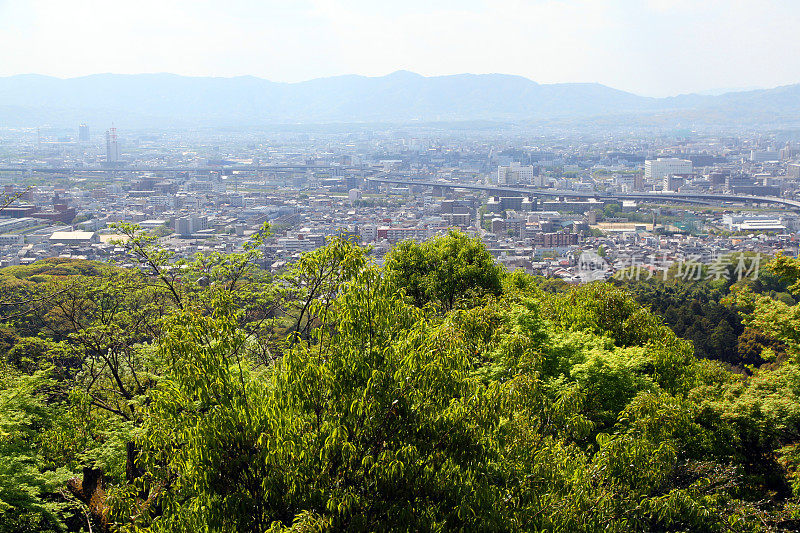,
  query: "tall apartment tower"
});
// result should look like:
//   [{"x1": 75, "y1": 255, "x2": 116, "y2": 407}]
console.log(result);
[
  {"x1": 78, "y1": 124, "x2": 90, "y2": 142},
  {"x1": 644, "y1": 158, "x2": 692, "y2": 181},
  {"x1": 105, "y1": 127, "x2": 120, "y2": 163}
]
